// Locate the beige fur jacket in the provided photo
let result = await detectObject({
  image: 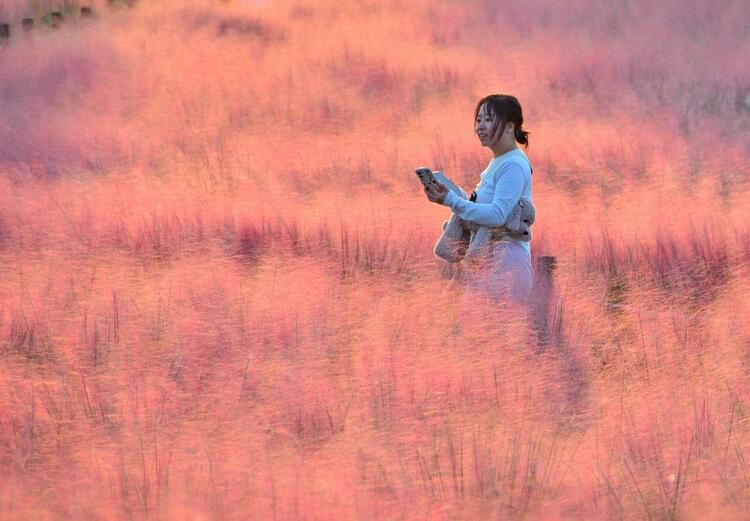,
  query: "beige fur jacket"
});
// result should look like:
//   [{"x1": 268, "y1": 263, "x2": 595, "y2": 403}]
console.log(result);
[{"x1": 434, "y1": 197, "x2": 535, "y2": 263}]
